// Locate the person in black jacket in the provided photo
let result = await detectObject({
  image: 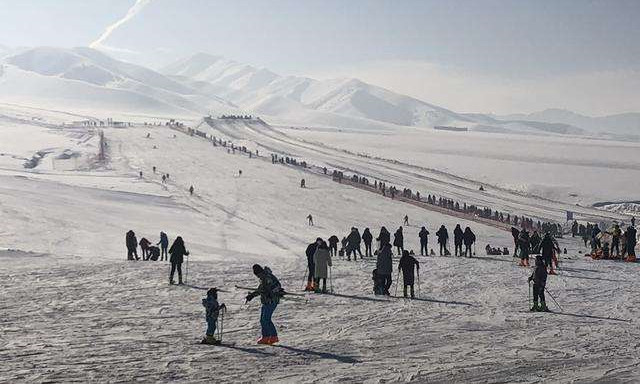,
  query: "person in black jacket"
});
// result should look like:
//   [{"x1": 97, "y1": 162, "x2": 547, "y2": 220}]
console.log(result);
[
  {"x1": 418, "y1": 226, "x2": 429, "y2": 256},
  {"x1": 463, "y1": 227, "x2": 476, "y2": 257},
  {"x1": 328, "y1": 235, "x2": 340, "y2": 257},
  {"x1": 376, "y1": 243, "x2": 393, "y2": 295},
  {"x1": 169, "y1": 236, "x2": 189, "y2": 285},
  {"x1": 436, "y1": 225, "x2": 449, "y2": 256},
  {"x1": 453, "y1": 224, "x2": 464, "y2": 257},
  {"x1": 393, "y1": 227, "x2": 404, "y2": 256},
  {"x1": 126, "y1": 230, "x2": 138, "y2": 260},
  {"x1": 398, "y1": 250, "x2": 420, "y2": 298},
  {"x1": 511, "y1": 227, "x2": 520, "y2": 258},
  {"x1": 540, "y1": 232, "x2": 559, "y2": 274},
  {"x1": 362, "y1": 228, "x2": 373, "y2": 257},
  {"x1": 528, "y1": 256, "x2": 548, "y2": 312},
  {"x1": 376, "y1": 226, "x2": 391, "y2": 251},
  {"x1": 305, "y1": 238, "x2": 321, "y2": 291}
]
